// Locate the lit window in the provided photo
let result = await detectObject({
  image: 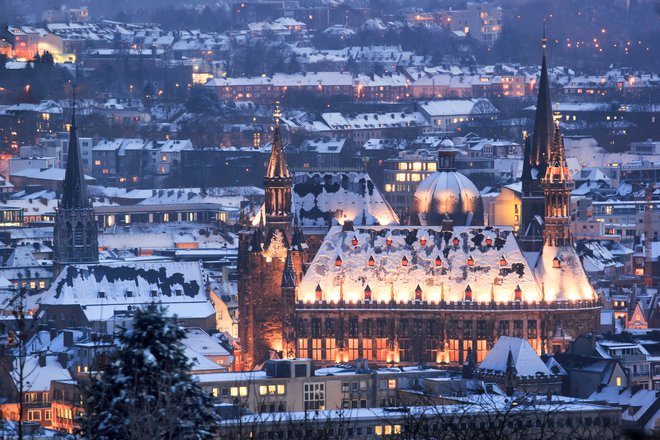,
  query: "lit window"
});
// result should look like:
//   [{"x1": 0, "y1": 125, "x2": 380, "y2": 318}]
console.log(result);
[
  {"x1": 230, "y1": 386, "x2": 248, "y2": 397},
  {"x1": 388, "y1": 379, "x2": 396, "y2": 390},
  {"x1": 161, "y1": 154, "x2": 167, "y2": 161},
  {"x1": 102, "y1": 169, "x2": 109, "y2": 174},
  {"x1": 616, "y1": 376, "x2": 622, "y2": 386},
  {"x1": 94, "y1": 160, "x2": 101, "y2": 165}
]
